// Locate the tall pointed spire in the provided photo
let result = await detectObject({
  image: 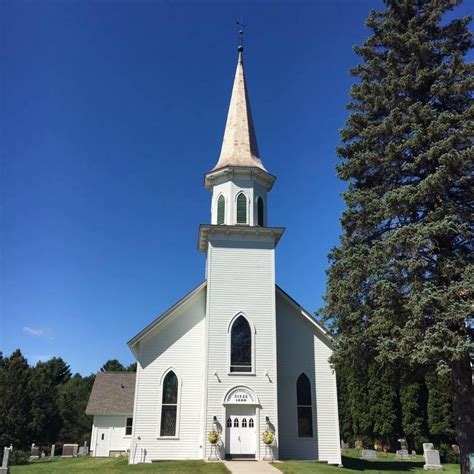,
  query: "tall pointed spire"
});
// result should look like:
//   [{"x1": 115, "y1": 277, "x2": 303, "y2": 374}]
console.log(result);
[{"x1": 211, "y1": 48, "x2": 266, "y2": 171}]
